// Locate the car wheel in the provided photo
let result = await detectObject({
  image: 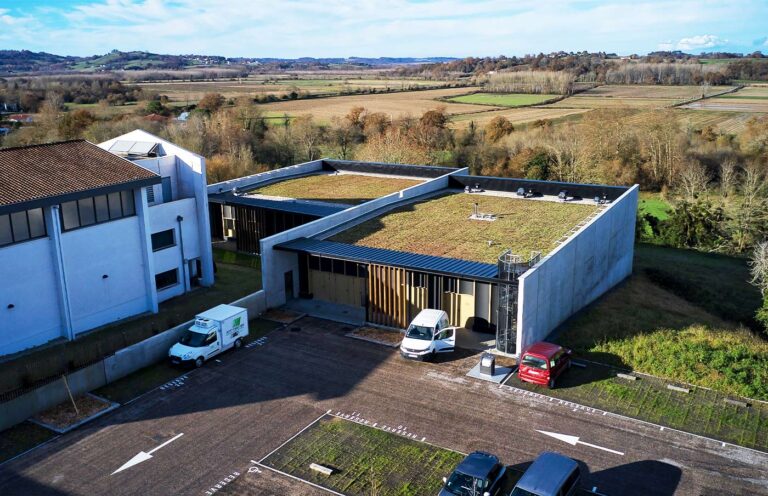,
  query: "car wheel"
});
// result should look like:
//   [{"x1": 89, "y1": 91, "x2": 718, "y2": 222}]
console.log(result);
[
  {"x1": 194, "y1": 357, "x2": 204, "y2": 368},
  {"x1": 548, "y1": 378, "x2": 555, "y2": 389},
  {"x1": 234, "y1": 338, "x2": 243, "y2": 349}
]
